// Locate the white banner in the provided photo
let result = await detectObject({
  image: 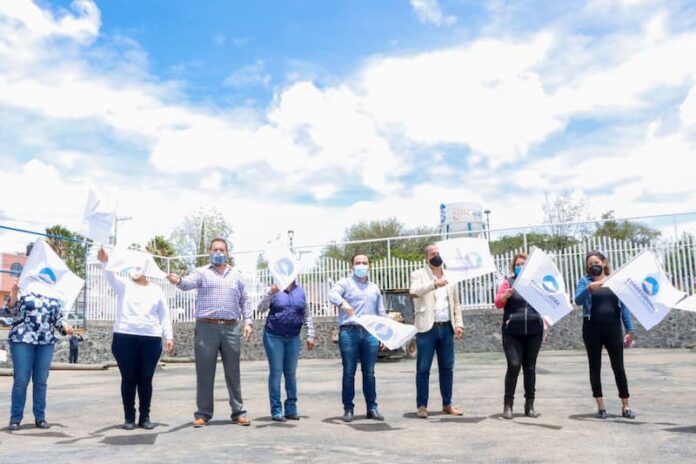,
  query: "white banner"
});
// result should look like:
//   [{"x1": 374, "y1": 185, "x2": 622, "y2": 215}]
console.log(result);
[
  {"x1": 105, "y1": 248, "x2": 166, "y2": 279},
  {"x1": 436, "y1": 237, "x2": 496, "y2": 283},
  {"x1": 673, "y1": 294, "x2": 696, "y2": 312},
  {"x1": 19, "y1": 239, "x2": 84, "y2": 310},
  {"x1": 512, "y1": 247, "x2": 573, "y2": 325},
  {"x1": 347, "y1": 314, "x2": 417, "y2": 350},
  {"x1": 603, "y1": 250, "x2": 686, "y2": 330},
  {"x1": 83, "y1": 187, "x2": 116, "y2": 245},
  {"x1": 263, "y1": 241, "x2": 300, "y2": 290}
]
